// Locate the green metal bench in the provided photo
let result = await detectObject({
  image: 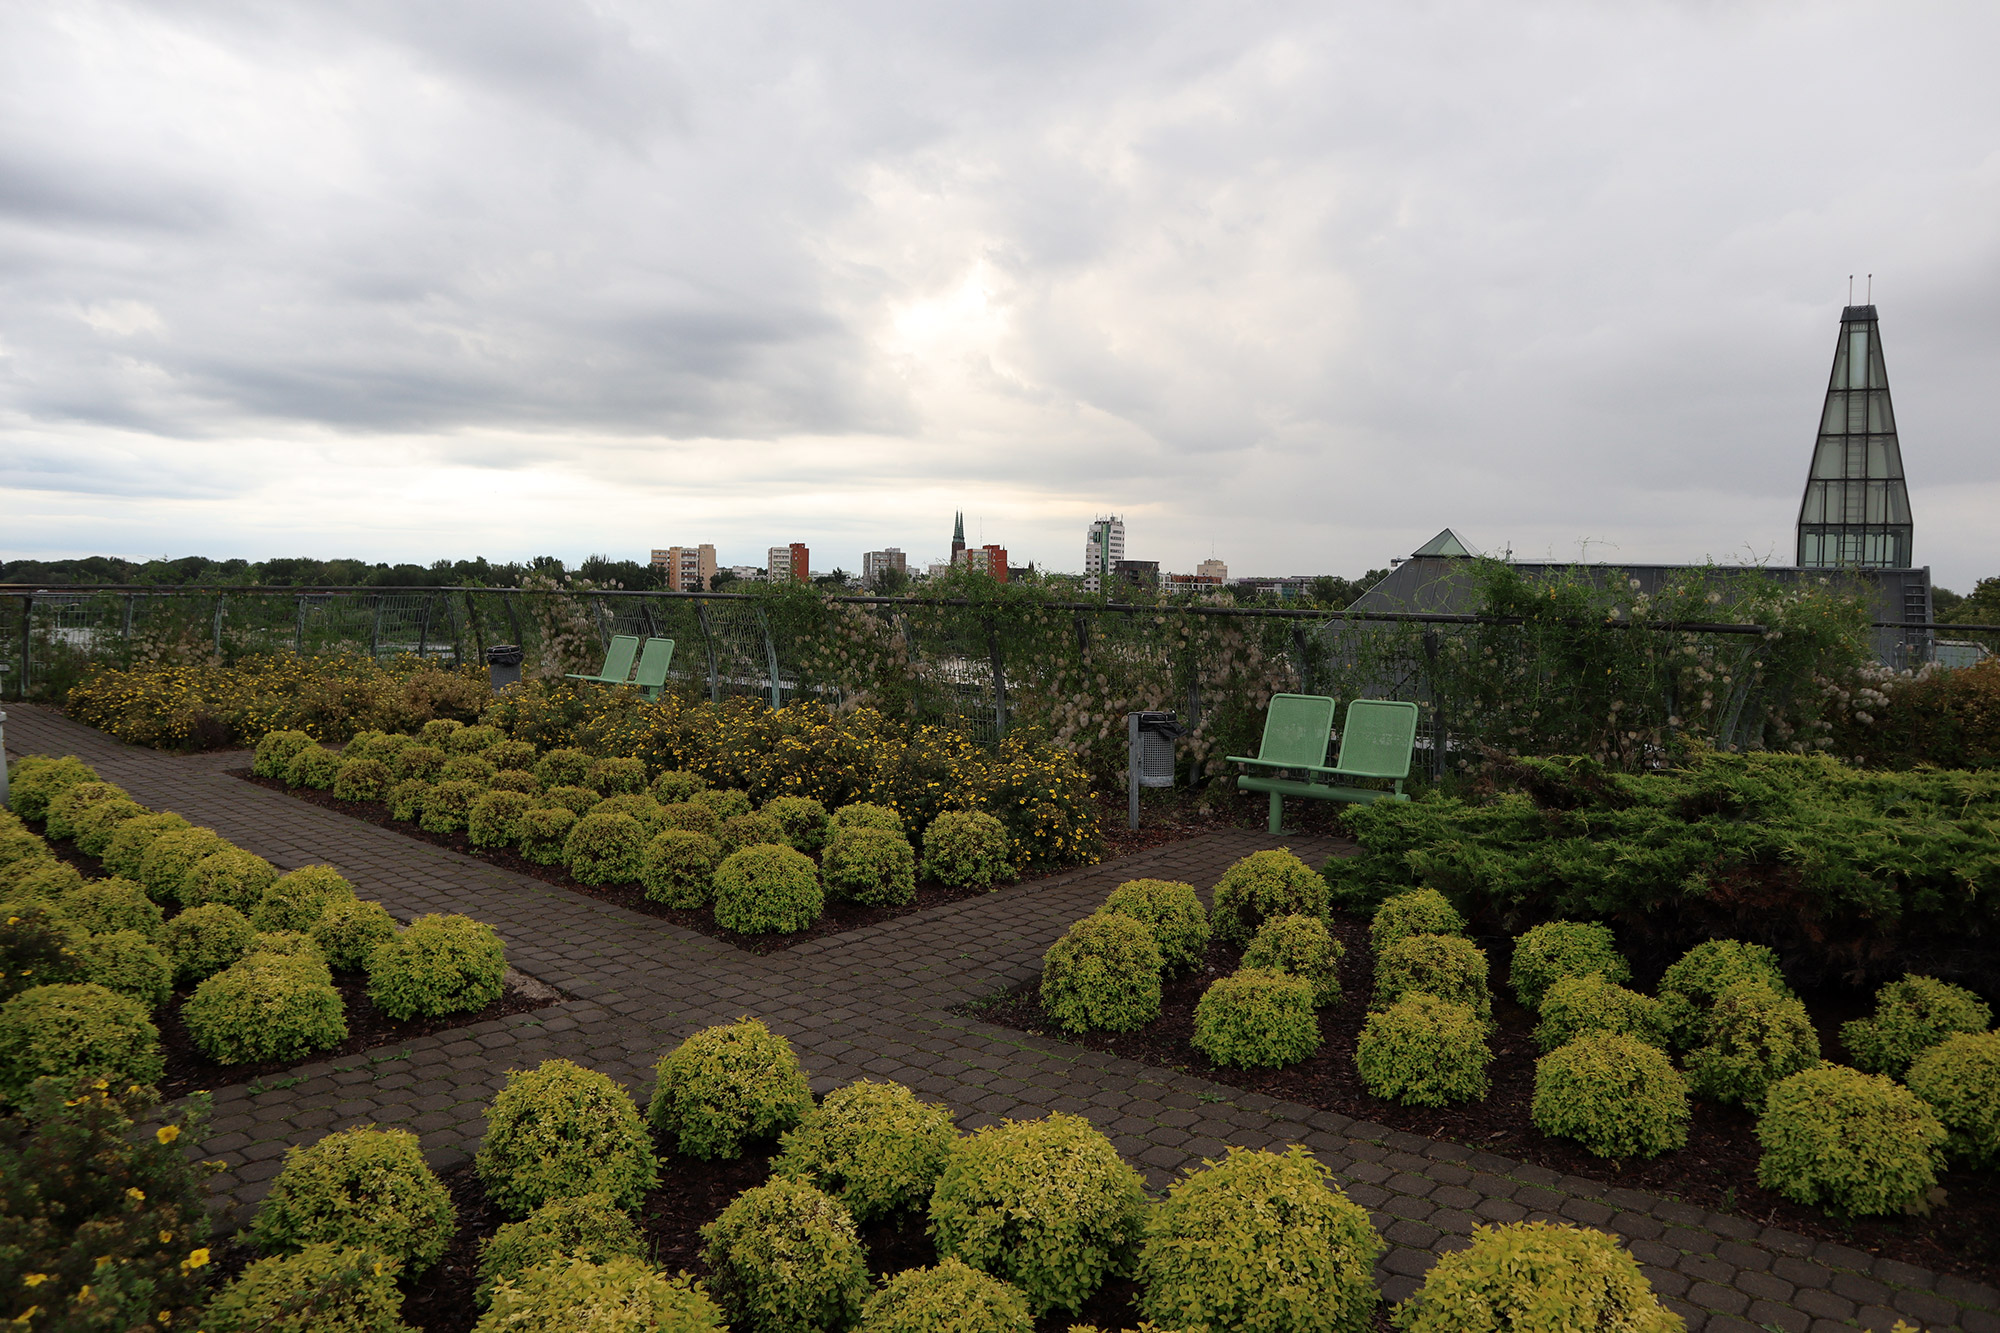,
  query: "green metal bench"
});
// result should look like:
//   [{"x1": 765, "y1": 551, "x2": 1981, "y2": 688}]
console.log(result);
[
  {"x1": 632, "y1": 637, "x2": 675, "y2": 699},
  {"x1": 565, "y1": 633, "x2": 640, "y2": 687},
  {"x1": 1230, "y1": 696, "x2": 1419, "y2": 833}
]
